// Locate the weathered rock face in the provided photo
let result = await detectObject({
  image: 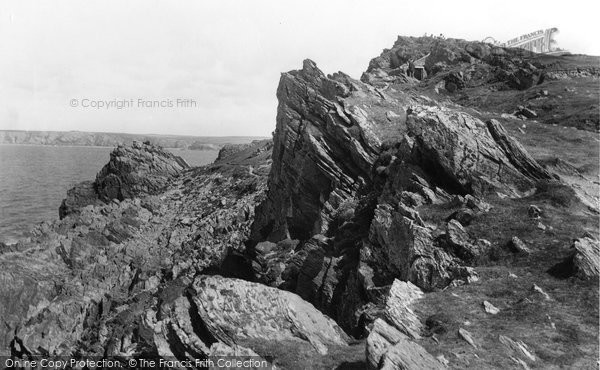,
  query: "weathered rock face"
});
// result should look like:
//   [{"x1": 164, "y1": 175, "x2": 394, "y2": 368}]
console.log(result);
[
  {"x1": 250, "y1": 60, "x2": 415, "y2": 332},
  {"x1": 59, "y1": 141, "x2": 189, "y2": 219},
  {"x1": 95, "y1": 141, "x2": 189, "y2": 202},
  {"x1": 380, "y1": 280, "x2": 424, "y2": 339},
  {"x1": 444, "y1": 219, "x2": 484, "y2": 262},
  {"x1": 247, "y1": 57, "x2": 556, "y2": 338},
  {"x1": 356, "y1": 104, "x2": 553, "y2": 291},
  {"x1": 363, "y1": 203, "x2": 456, "y2": 290},
  {"x1": 405, "y1": 106, "x2": 553, "y2": 197},
  {"x1": 251, "y1": 60, "x2": 381, "y2": 242},
  {"x1": 58, "y1": 180, "x2": 101, "y2": 219},
  {"x1": 0, "y1": 140, "x2": 272, "y2": 357},
  {"x1": 571, "y1": 237, "x2": 600, "y2": 279}
]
